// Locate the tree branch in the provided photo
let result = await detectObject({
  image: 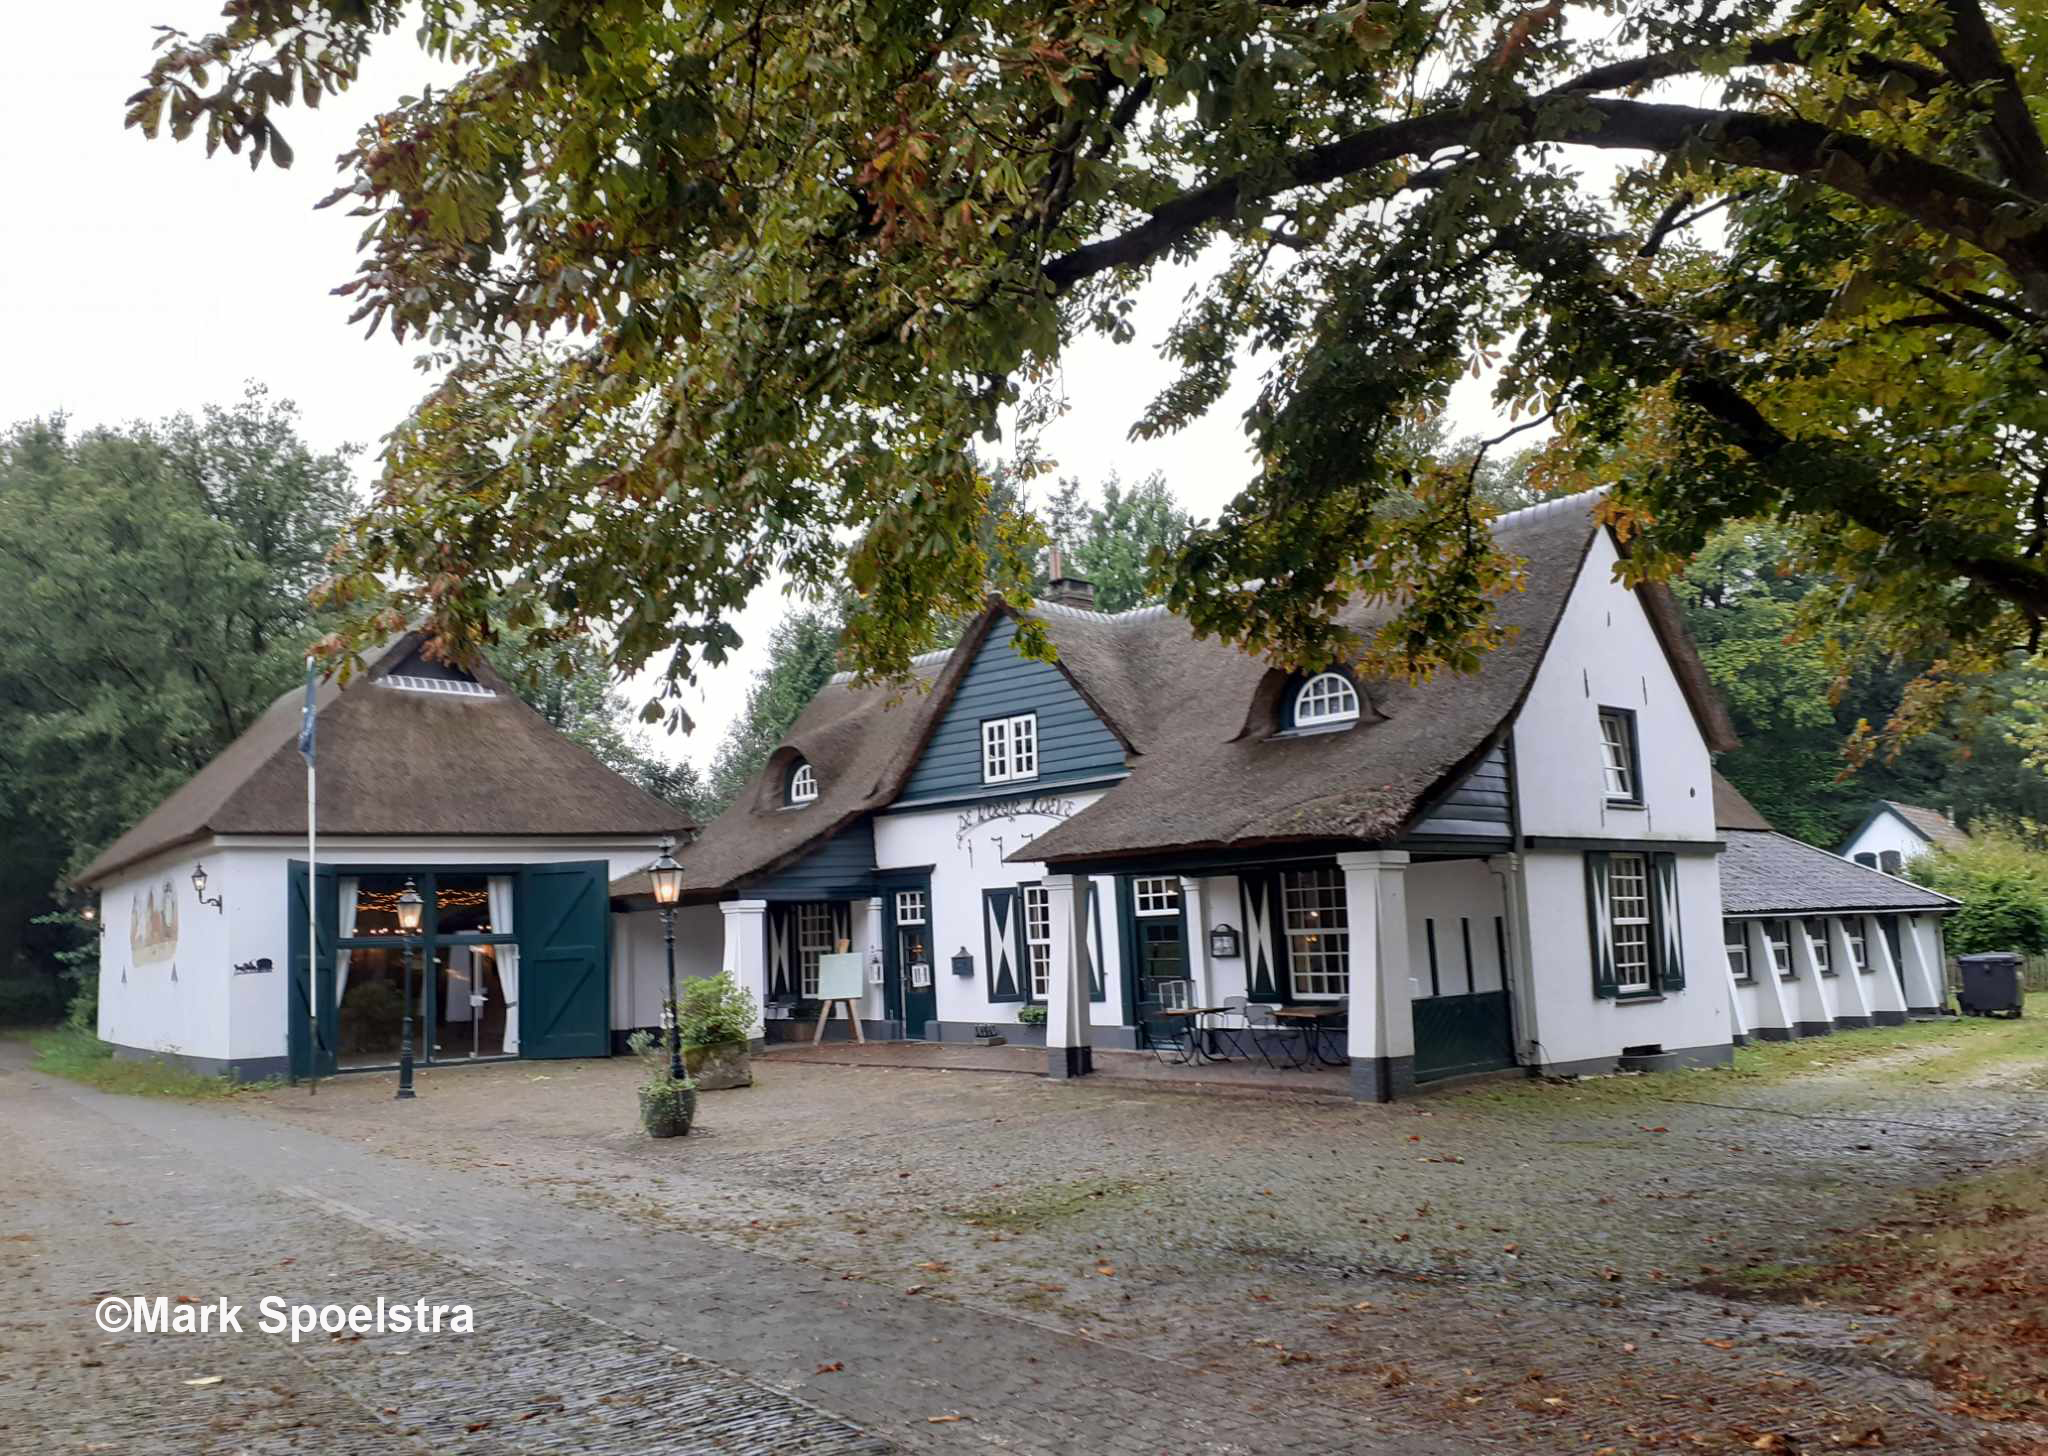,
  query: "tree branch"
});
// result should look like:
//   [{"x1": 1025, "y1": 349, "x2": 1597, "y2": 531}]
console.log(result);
[{"x1": 1926, "y1": 0, "x2": 2048, "y2": 199}]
